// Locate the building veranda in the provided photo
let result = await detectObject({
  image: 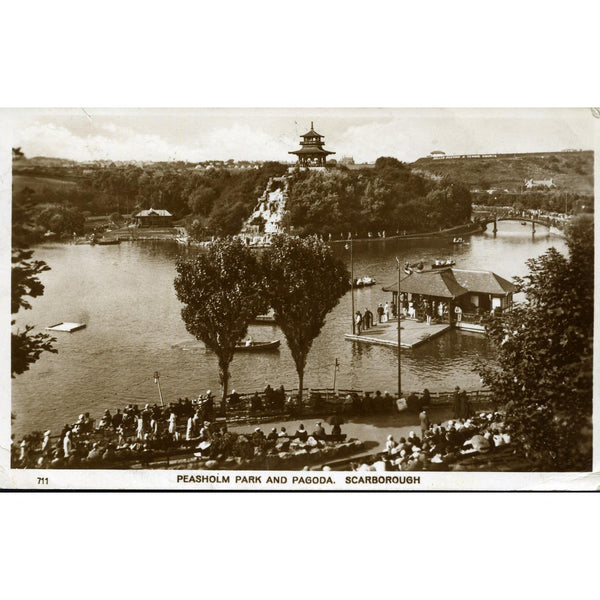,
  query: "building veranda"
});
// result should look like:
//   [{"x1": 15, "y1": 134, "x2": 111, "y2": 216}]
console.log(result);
[{"x1": 382, "y1": 267, "x2": 517, "y2": 330}]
